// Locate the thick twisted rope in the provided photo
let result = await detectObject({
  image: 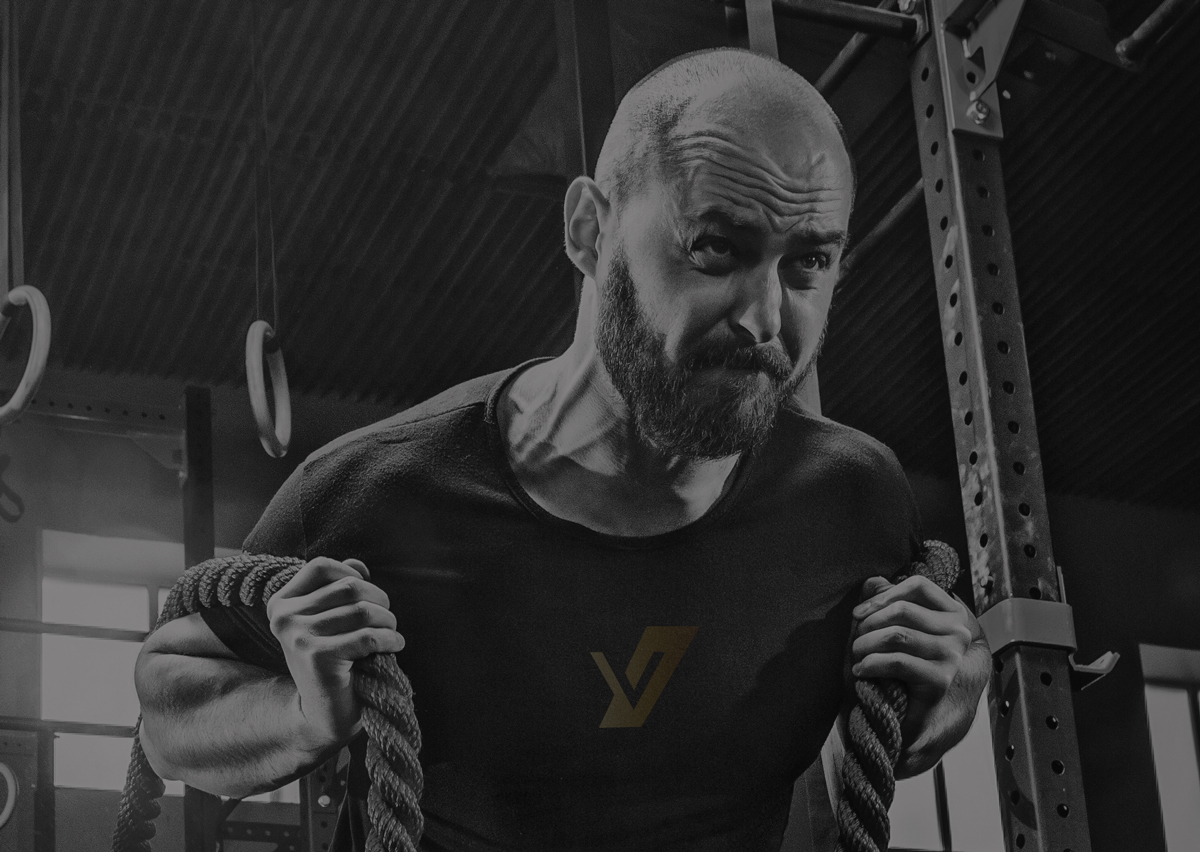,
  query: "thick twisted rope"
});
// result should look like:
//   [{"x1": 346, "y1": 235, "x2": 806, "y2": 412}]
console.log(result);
[
  {"x1": 111, "y1": 554, "x2": 423, "y2": 852},
  {"x1": 835, "y1": 540, "x2": 962, "y2": 852}
]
